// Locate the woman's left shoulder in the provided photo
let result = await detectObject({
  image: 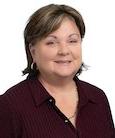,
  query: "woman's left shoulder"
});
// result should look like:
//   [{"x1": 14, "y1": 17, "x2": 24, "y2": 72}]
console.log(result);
[
  {"x1": 76, "y1": 77, "x2": 109, "y2": 103},
  {"x1": 76, "y1": 78, "x2": 115, "y2": 136}
]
